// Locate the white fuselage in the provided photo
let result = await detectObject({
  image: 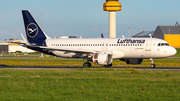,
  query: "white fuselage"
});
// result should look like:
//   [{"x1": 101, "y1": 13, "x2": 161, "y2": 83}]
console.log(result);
[{"x1": 45, "y1": 38, "x2": 177, "y2": 59}]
